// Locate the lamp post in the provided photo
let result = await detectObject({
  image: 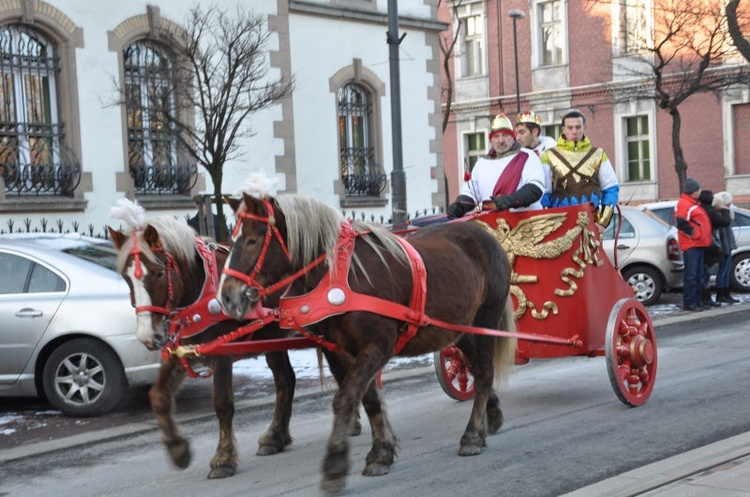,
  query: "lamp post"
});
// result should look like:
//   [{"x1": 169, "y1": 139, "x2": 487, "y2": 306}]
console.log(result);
[{"x1": 509, "y1": 9, "x2": 525, "y2": 115}]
